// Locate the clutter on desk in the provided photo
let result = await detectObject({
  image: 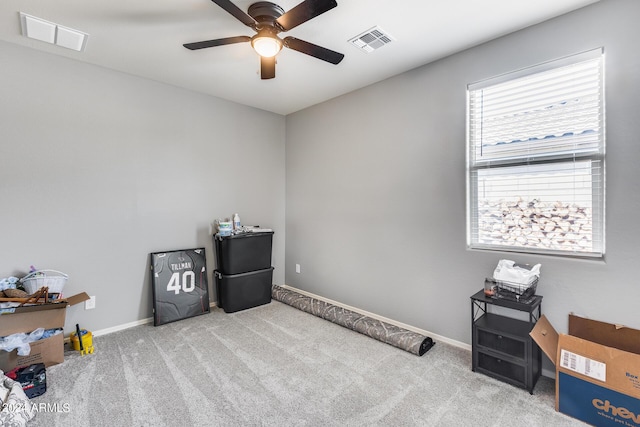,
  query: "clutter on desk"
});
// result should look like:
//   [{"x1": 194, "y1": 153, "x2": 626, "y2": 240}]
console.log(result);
[{"x1": 484, "y1": 259, "x2": 541, "y2": 303}]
